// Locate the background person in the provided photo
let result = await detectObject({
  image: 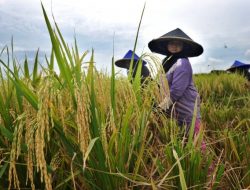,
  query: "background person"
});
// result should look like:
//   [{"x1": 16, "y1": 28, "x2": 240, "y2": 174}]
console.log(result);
[{"x1": 115, "y1": 50, "x2": 151, "y2": 84}]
